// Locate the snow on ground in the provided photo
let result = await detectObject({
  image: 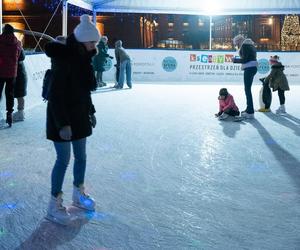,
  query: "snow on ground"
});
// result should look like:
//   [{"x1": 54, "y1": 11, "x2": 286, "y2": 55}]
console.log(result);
[{"x1": 0, "y1": 84, "x2": 300, "y2": 250}]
